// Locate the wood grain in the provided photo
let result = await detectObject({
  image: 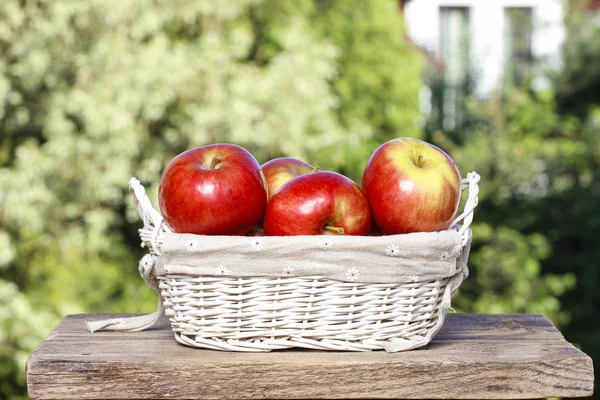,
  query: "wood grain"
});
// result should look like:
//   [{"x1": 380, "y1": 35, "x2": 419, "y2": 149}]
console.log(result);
[{"x1": 26, "y1": 313, "x2": 594, "y2": 399}]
